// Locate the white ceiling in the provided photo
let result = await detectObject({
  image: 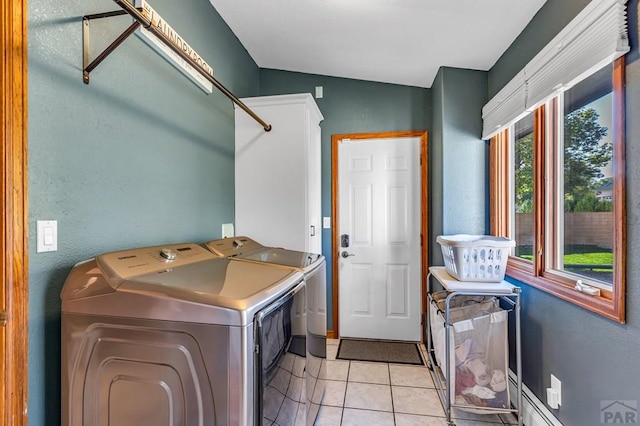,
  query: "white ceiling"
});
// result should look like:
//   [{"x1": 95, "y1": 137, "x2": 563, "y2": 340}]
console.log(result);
[{"x1": 208, "y1": 0, "x2": 547, "y2": 88}]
